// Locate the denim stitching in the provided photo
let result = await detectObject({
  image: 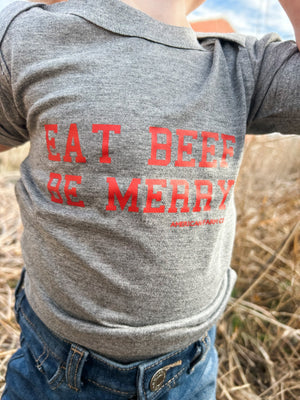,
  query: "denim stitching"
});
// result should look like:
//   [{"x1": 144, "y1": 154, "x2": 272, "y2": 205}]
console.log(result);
[
  {"x1": 144, "y1": 347, "x2": 188, "y2": 372},
  {"x1": 148, "y1": 367, "x2": 186, "y2": 400},
  {"x1": 89, "y1": 353, "x2": 138, "y2": 371},
  {"x1": 78, "y1": 334, "x2": 207, "y2": 373},
  {"x1": 142, "y1": 334, "x2": 207, "y2": 399},
  {"x1": 142, "y1": 347, "x2": 187, "y2": 397},
  {"x1": 72, "y1": 346, "x2": 84, "y2": 356},
  {"x1": 50, "y1": 366, "x2": 66, "y2": 391},
  {"x1": 68, "y1": 384, "x2": 79, "y2": 392},
  {"x1": 162, "y1": 368, "x2": 186, "y2": 395},
  {"x1": 19, "y1": 307, "x2": 64, "y2": 363},
  {"x1": 72, "y1": 346, "x2": 84, "y2": 390},
  {"x1": 86, "y1": 379, "x2": 133, "y2": 396},
  {"x1": 66, "y1": 347, "x2": 84, "y2": 392},
  {"x1": 89, "y1": 346, "x2": 185, "y2": 373},
  {"x1": 51, "y1": 367, "x2": 64, "y2": 384},
  {"x1": 73, "y1": 355, "x2": 81, "y2": 390},
  {"x1": 36, "y1": 347, "x2": 50, "y2": 369},
  {"x1": 36, "y1": 345, "x2": 48, "y2": 366},
  {"x1": 67, "y1": 351, "x2": 75, "y2": 390},
  {"x1": 18, "y1": 297, "x2": 211, "y2": 396},
  {"x1": 17, "y1": 289, "x2": 73, "y2": 348}
]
